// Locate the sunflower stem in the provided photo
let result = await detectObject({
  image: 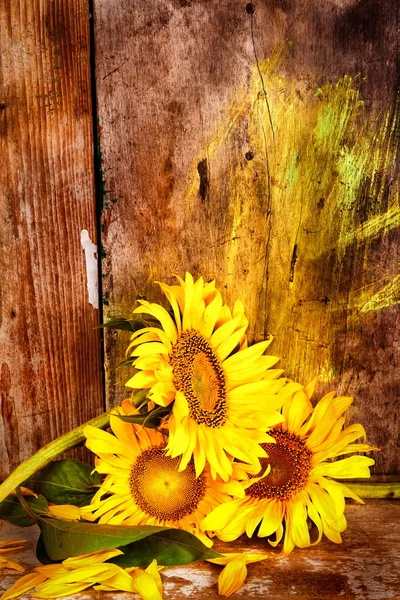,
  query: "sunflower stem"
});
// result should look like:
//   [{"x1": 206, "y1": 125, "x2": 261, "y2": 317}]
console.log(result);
[
  {"x1": 346, "y1": 482, "x2": 400, "y2": 499},
  {"x1": 0, "y1": 408, "x2": 116, "y2": 505}
]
